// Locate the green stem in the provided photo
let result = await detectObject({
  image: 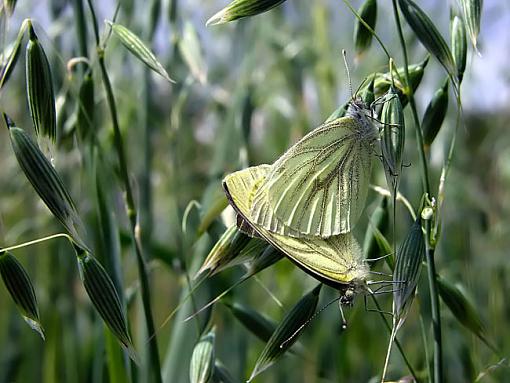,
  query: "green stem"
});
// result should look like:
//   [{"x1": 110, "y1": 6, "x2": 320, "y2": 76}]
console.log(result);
[
  {"x1": 370, "y1": 295, "x2": 420, "y2": 383},
  {"x1": 86, "y1": 1, "x2": 162, "y2": 381},
  {"x1": 391, "y1": 1, "x2": 442, "y2": 382}
]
